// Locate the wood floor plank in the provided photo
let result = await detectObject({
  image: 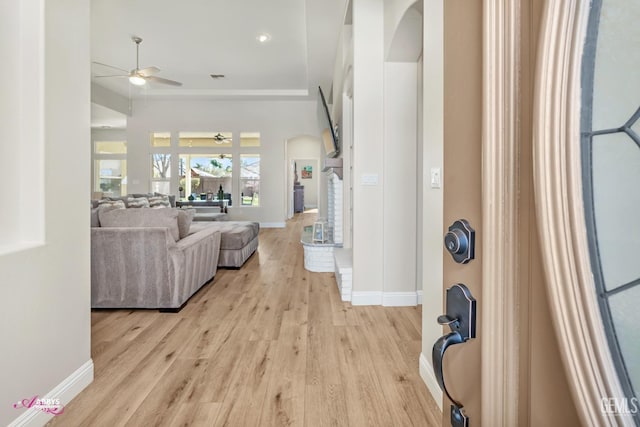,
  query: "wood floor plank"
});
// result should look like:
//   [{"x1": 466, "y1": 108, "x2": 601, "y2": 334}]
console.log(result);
[
  {"x1": 258, "y1": 310, "x2": 307, "y2": 427},
  {"x1": 166, "y1": 402, "x2": 222, "y2": 427},
  {"x1": 47, "y1": 212, "x2": 440, "y2": 427}
]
